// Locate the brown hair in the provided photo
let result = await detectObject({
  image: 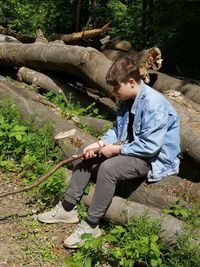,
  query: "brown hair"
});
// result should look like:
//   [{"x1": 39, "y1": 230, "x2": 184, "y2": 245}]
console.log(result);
[{"x1": 106, "y1": 57, "x2": 140, "y2": 86}]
